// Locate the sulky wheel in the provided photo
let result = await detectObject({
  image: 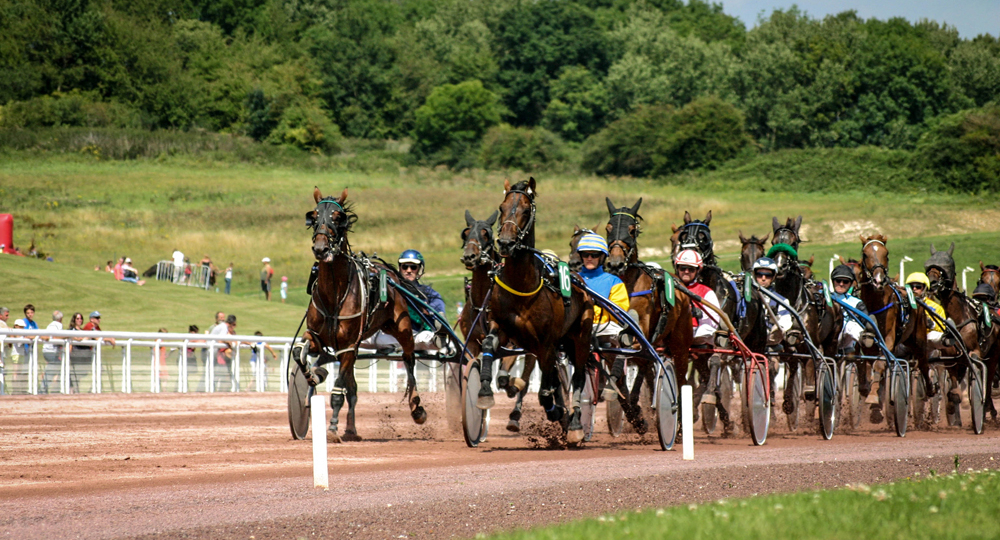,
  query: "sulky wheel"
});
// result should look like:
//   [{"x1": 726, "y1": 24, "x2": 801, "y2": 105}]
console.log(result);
[
  {"x1": 785, "y1": 363, "x2": 802, "y2": 432},
  {"x1": 817, "y1": 359, "x2": 836, "y2": 440},
  {"x1": 747, "y1": 360, "x2": 770, "y2": 446},
  {"x1": 970, "y1": 360, "x2": 986, "y2": 435},
  {"x1": 580, "y1": 367, "x2": 598, "y2": 442},
  {"x1": 889, "y1": 363, "x2": 909, "y2": 437},
  {"x1": 287, "y1": 355, "x2": 313, "y2": 440},
  {"x1": 655, "y1": 360, "x2": 679, "y2": 451},
  {"x1": 841, "y1": 362, "x2": 862, "y2": 431},
  {"x1": 462, "y1": 359, "x2": 487, "y2": 447}
]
